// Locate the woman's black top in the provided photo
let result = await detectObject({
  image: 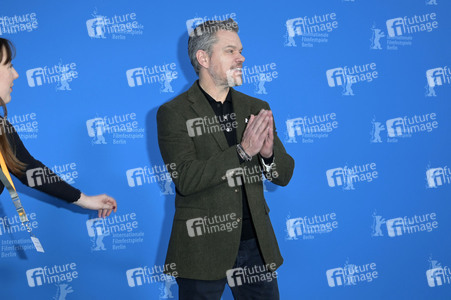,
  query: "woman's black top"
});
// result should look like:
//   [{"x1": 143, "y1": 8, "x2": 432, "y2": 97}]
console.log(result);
[{"x1": 0, "y1": 118, "x2": 81, "y2": 203}]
